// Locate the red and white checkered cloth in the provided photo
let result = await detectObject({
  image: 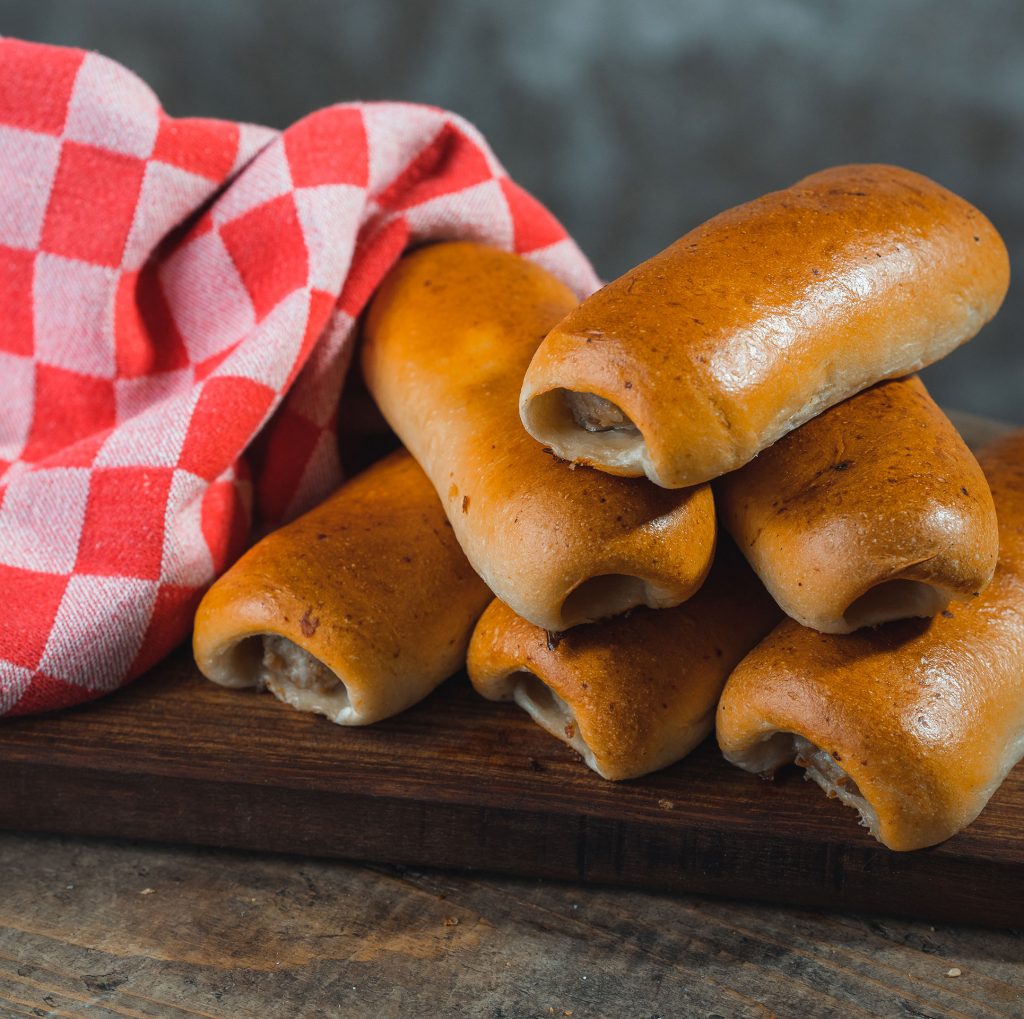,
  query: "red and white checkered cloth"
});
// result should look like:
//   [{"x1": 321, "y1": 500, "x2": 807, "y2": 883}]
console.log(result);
[{"x1": 0, "y1": 38, "x2": 599, "y2": 717}]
